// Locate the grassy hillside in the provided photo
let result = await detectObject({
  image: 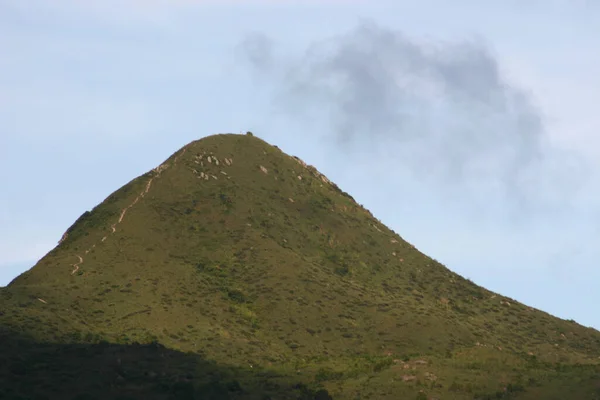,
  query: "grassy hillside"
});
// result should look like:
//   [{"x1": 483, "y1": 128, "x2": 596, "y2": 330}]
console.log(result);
[{"x1": 1, "y1": 133, "x2": 599, "y2": 399}]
